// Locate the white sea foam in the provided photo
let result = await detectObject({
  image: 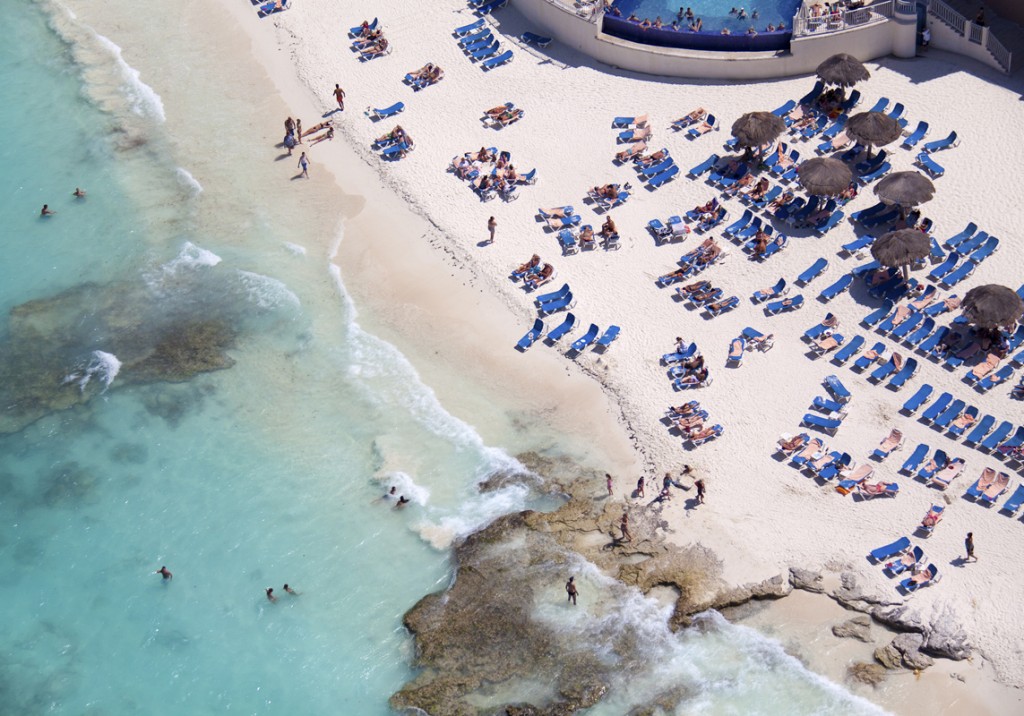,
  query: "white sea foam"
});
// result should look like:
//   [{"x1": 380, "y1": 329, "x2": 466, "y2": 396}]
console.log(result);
[
  {"x1": 236, "y1": 270, "x2": 301, "y2": 309},
  {"x1": 416, "y1": 483, "x2": 531, "y2": 550},
  {"x1": 92, "y1": 33, "x2": 165, "y2": 122},
  {"x1": 283, "y1": 242, "x2": 307, "y2": 256},
  {"x1": 175, "y1": 167, "x2": 203, "y2": 196},
  {"x1": 165, "y1": 241, "x2": 222, "y2": 272},
  {"x1": 63, "y1": 350, "x2": 122, "y2": 392},
  {"x1": 375, "y1": 471, "x2": 431, "y2": 506}
]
